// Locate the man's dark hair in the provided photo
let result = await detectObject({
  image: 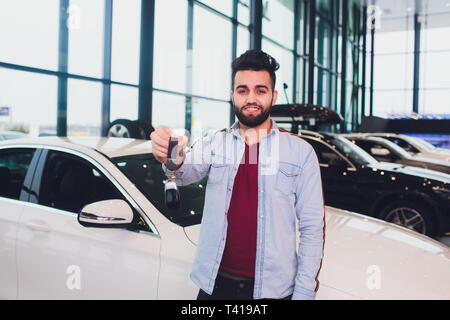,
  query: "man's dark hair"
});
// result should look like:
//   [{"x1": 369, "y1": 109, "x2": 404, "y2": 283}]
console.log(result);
[{"x1": 231, "y1": 49, "x2": 280, "y2": 90}]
